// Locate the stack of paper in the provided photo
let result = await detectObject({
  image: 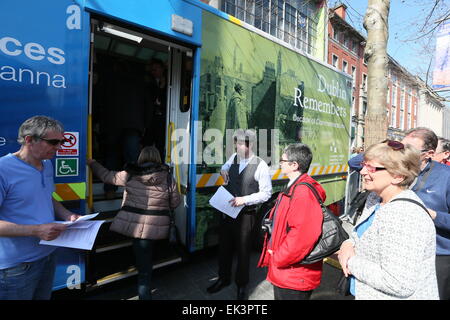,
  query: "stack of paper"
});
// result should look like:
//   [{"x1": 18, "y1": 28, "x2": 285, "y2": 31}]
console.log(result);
[{"x1": 39, "y1": 213, "x2": 105, "y2": 250}]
